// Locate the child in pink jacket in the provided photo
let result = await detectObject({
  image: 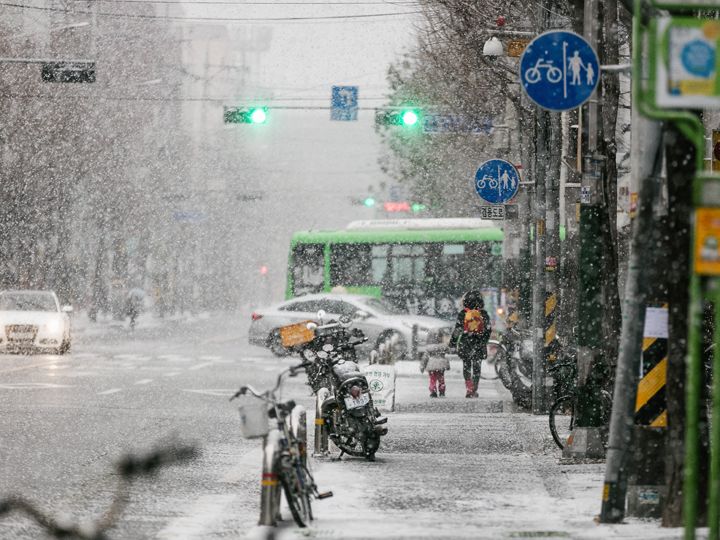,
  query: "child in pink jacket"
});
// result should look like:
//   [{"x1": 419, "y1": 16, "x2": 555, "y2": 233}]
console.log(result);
[{"x1": 419, "y1": 352, "x2": 451, "y2": 398}]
